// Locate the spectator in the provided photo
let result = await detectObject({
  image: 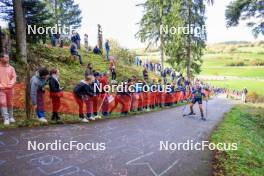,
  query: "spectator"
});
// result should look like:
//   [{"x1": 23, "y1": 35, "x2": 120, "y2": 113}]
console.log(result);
[
  {"x1": 76, "y1": 32, "x2": 81, "y2": 49},
  {"x1": 92, "y1": 72, "x2": 102, "y2": 119},
  {"x1": 49, "y1": 68, "x2": 63, "y2": 121},
  {"x1": 93, "y1": 45, "x2": 102, "y2": 55},
  {"x1": 0, "y1": 54, "x2": 16, "y2": 125},
  {"x1": 105, "y1": 39, "x2": 110, "y2": 60},
  {"x1": 161, "y1": 69, "x2": 167, "y2": 84},
  {"x1": 84, "y1": 34, "x2": 89, "y2": 52},
  {"x1": 109, "y1": 58, "x2": 116, "y2": 80},
  {"x1": 171, "y1": 71, "x2": 176, "y2": 82},
  {"x1": 143, "y1": 67, "x2": 148, "y2": 81},
  {"x1": 70, "y1": 42, "x2": 83, "y2": 65},
  {"x1": 85, "y1": 63, "x2": 94, "y2": 77},
  {"x1": 30, "y1": 67, "x2": 50, "y2": 123},
  {"x1": 241, "y1": 87, "x2": 248, "y2": 103},
  {"x1": 73, "y1": 75, "x2": 95, "y2": 122},
  {"x1": 100, "y1": 72, "x2": 110, "y2": 117}
]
